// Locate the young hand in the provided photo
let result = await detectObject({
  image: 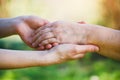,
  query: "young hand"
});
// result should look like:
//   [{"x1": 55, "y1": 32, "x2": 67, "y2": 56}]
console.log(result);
[
  {"x1": 0, "y1": 44, "x2": 99, "y2": 69},
  {"x1": 38, "y1": 44, "x2": 99, "y2": 65},
  {"x1": 13, "y1": 16, "x2": 49, "y2": 48}
]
